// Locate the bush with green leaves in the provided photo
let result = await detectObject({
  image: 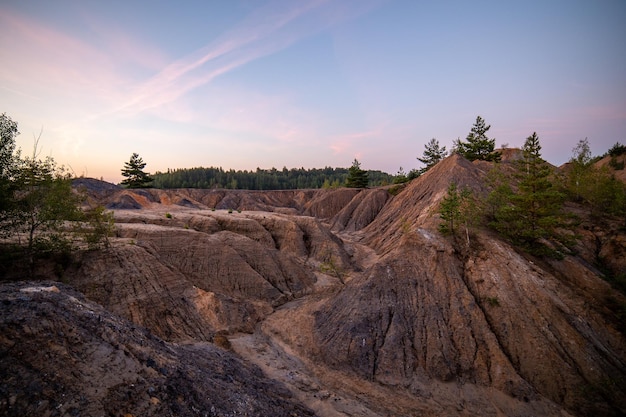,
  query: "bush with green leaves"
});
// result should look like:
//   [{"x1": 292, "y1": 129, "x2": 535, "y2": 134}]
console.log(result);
[
  {"x1": 485, "y1": 296, "x2": 500, "y2": 307},
  {"x1": 319, "y1": 253, "x2": 345, "y2": 284},
  {"x1": 76, "y1": 205, "x2": 115, "y2": 250},
  {"x1": 608, "y1": 142, "x2": 626, "y2": 157},
  {"x1": 0, "y1": 114, "x2": 114, "y2": 275}
]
